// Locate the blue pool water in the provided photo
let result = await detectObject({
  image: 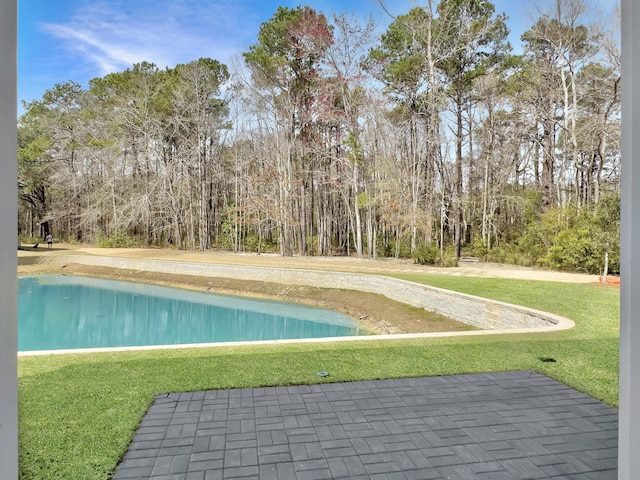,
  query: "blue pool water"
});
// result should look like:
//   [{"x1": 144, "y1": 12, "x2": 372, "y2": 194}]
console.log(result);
[{"x1": 18, "y1": 275, "x2": 367, "y2": 352}]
